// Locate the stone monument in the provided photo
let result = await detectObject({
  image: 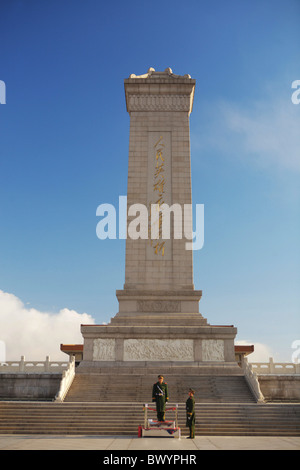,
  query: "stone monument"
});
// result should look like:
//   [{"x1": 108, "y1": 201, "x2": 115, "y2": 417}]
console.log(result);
[{"x1": 80, "y1": 68, "x2": 239, "y2": 375}]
